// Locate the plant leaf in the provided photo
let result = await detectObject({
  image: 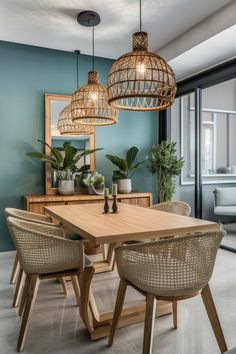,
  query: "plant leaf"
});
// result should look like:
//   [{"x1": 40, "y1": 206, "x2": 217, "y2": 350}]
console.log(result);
[
  {"x1": 106, "y1": 155, "x2": 127, "y2": 171},
  {"x1": 126, "y1": 146, "x2": 138, "y2": 168},
  {"x1": 112, "y1": 170, "x2": 127, "y2": 181}
]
